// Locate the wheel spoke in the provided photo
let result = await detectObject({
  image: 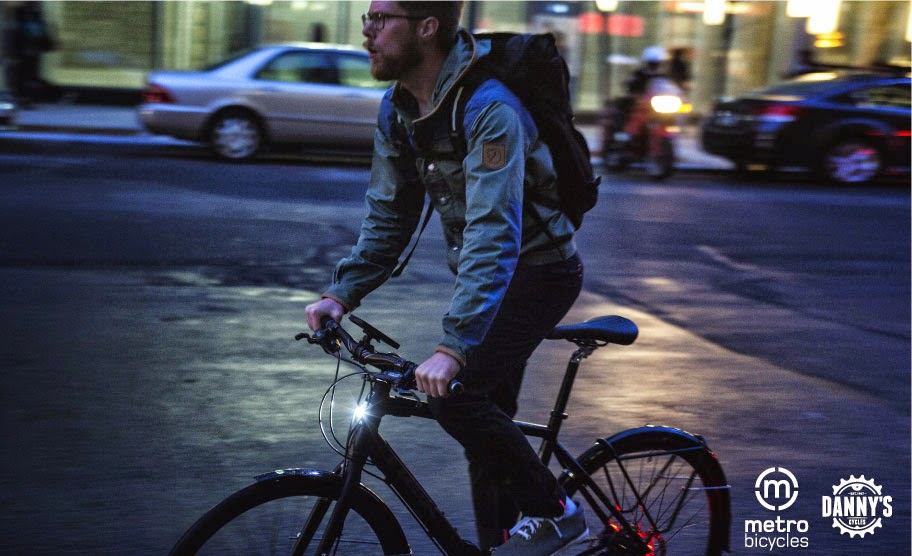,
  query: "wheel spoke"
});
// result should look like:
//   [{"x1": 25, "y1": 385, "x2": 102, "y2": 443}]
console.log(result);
[{"x1": 564, "y1": 434, "x2": 727, "y2": 556}]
